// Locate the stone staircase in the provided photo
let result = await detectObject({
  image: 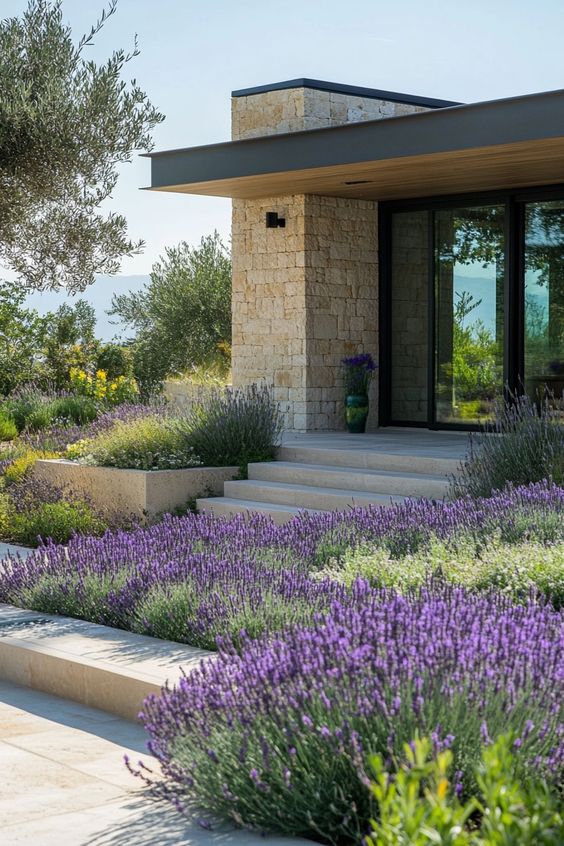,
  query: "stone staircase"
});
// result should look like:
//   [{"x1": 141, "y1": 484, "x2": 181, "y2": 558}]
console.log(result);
[{"x1": 196, "y1": 439, "x2": 461, "y2": 523}]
